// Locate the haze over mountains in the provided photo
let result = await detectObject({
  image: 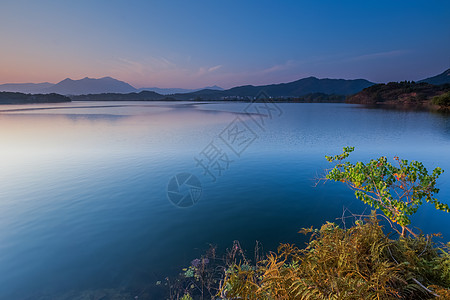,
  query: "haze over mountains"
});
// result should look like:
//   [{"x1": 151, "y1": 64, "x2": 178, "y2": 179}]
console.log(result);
[
  {"x1": 1, "y1": 68, "x2": 448, "y2": 99},
  {"x1": 48, "y1": 77, "x2": 136, "y2": 95},
  {"x1": 0, "y1": 76, "x2": 374, "y2": 98},
  {"x1": 0, "y1": 77, "x2": 224, "y2": 96},
  {"x1": 71, "y1": 77, "x2": 375, "y2": 101},
  {"x1": 0, "y1": 82, "x2": 54, "y2": 94}
]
